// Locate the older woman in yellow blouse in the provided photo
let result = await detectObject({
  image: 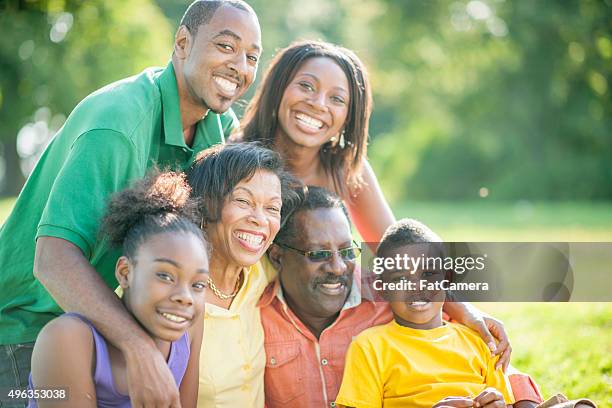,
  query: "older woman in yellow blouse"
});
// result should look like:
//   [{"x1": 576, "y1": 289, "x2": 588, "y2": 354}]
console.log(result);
[{"x1": 186, "y1": 142, "x2": 300, "y2": 407}]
